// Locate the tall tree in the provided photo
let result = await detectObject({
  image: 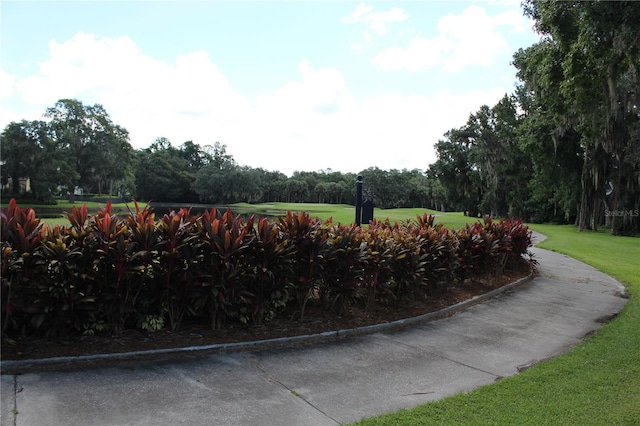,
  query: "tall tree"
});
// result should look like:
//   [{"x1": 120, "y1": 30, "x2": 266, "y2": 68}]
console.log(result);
[
  {"x1": 466, "y1": 96, "x2": 532, "y2": 218},
  {"x1": 88, "y1": 121, "x2": 134, "y2": 195},
  {"x1": 520, "y1": 0, "x2": 640, "y2": 234},
  {"x1": 135, "y1": 138, "x2": 192, "y2": 202},
  {"x1": 191, "y1": 142, "x2": 239, "y2": 204},
  {"x1": 44, "y1": 99, "x2": 134, "y2": 200},
  {"x1": 429, "y1": 129, "x2": 482, "y2": 216},
  {"x1": 1, "y1": 120, "x2": 77, "y2": 202},
  {"x1": 255, "y1": 169, "x2": 288, "y2": 202}
]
